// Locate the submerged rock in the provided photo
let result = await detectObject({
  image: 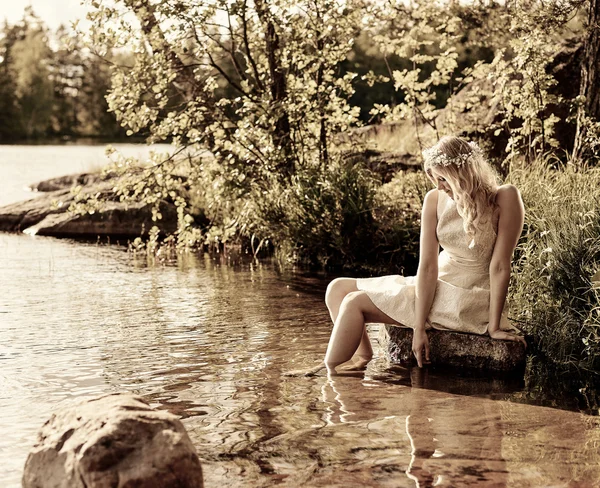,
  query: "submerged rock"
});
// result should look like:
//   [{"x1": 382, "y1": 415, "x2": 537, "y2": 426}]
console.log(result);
[
  {"x1": 22, "y1": 393, "x2": 203, "y2": 488},
  {"x1": 378, "y1": 325, "x2": 526, "y2": 373}
]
